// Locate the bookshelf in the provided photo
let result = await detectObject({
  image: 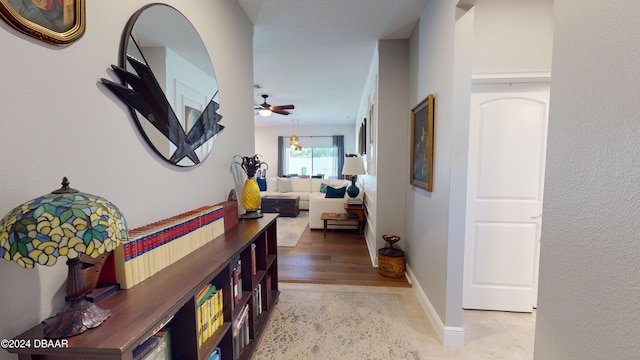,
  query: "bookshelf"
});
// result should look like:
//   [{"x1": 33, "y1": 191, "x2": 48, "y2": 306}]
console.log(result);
[{"x1": 7, "y1": 214, "x2": 280, "y2": 360}]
